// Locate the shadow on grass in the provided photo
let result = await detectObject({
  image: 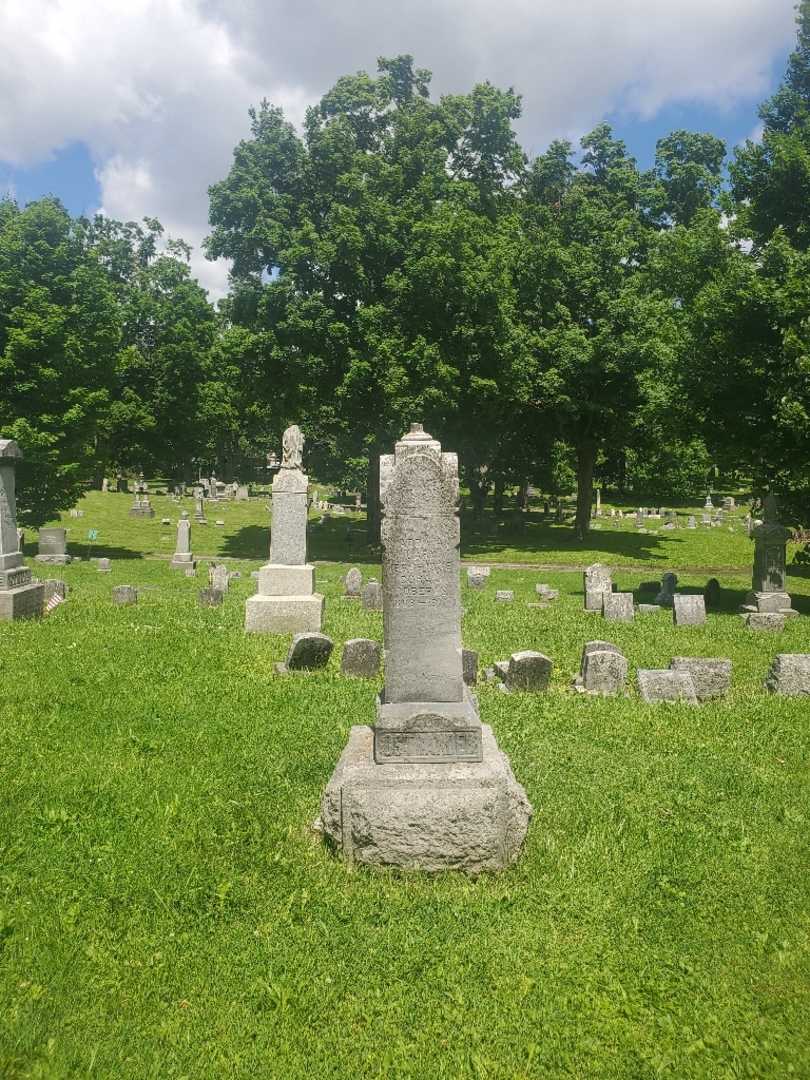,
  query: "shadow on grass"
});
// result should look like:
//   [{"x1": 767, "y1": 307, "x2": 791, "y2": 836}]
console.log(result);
[
  {"x1": 67, "y1": 544, "x2": 144, "y2": 561},
  {"x1": 221, "y1": 519, "x2": 375, "y2": 563},
  {"x1": 459, "y1": 511, "x2": 678, "y2": 562}
]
